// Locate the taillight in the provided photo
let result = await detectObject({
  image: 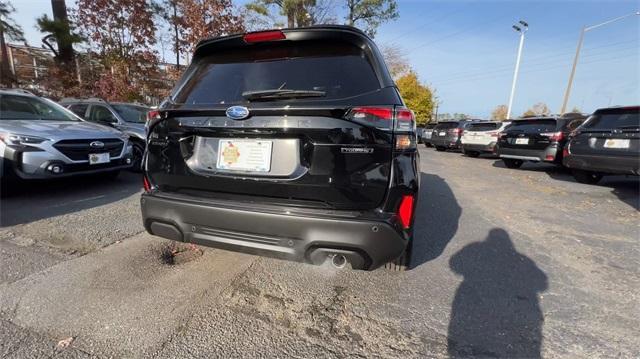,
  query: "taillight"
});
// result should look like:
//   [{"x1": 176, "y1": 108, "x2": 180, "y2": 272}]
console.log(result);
[
  {"x1": 346, "y1": 106, "x2": 416, "y2": 149},
  {"x1": 243, "y1": 30, "x2": 286, "y2": 43},
  {"x1": 541, "y1": 131, "x2": 563, "y2": 141},
  {"x1": 142, "y1": 175, "x2": 151, "y2": 192},
  {"x1": 397, "y1": 195, "x2": 415, "y2": 229},
  {"x1": 489, "y1": 131, "x2": 500, "y2": 137},
  {"x1": 562, "y1": 147, "x2": 569, "y2": 158},
  {"x1": 450, "y1": 128, "x2": 462, "y2": 135},
  {"x1": 147, "y1": 110, "x2": 160, "y2": 122}
]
